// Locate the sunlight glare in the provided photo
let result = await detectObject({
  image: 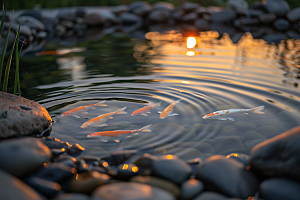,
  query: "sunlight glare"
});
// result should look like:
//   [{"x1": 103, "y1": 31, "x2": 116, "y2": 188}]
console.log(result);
[
  {"x1": 186, "y1": 37, "x2": 197, "y2": 48},
  {"x1": 186, "y1": 51, "x2": 195, "y2": 56}
]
